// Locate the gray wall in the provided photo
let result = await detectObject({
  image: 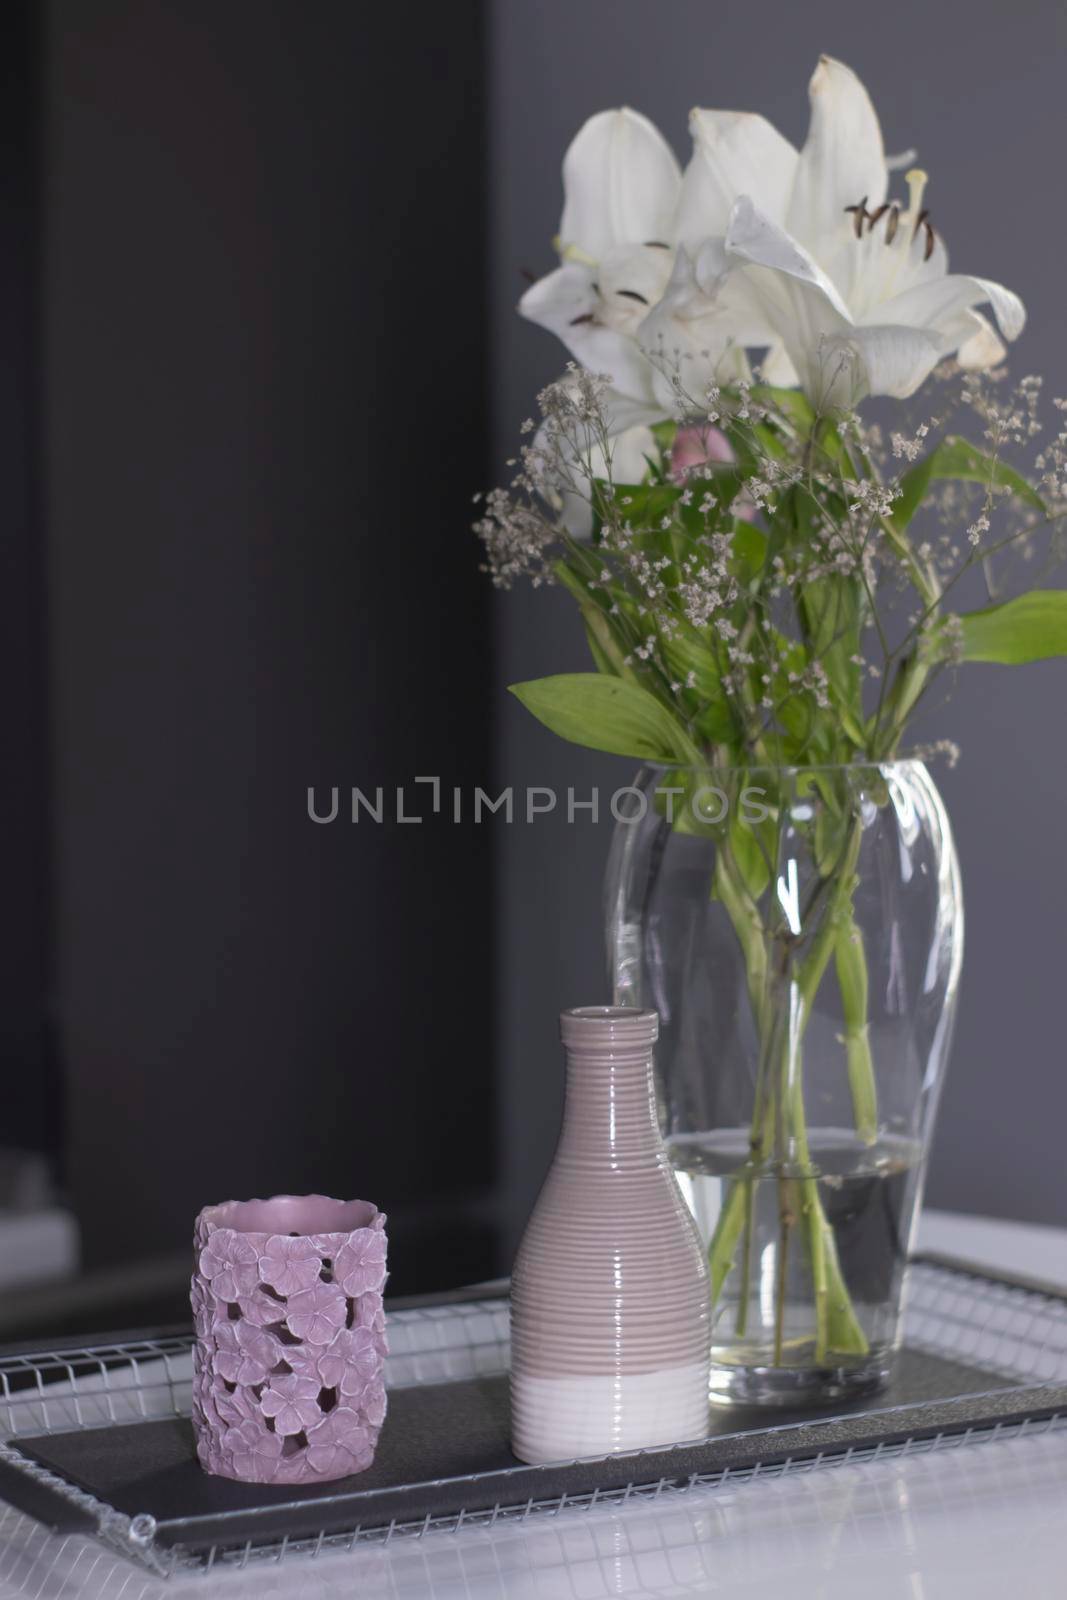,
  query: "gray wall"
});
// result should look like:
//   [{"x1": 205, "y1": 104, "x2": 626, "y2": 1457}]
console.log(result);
[{"x1": 490, "y1": 0, "x2": 1067, "y2": 1252}]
